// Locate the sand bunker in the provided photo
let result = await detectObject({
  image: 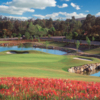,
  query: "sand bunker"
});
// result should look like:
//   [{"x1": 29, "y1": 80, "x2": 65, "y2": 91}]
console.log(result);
[
  {"x1": 6, "y1": 51, "x2": 16, "y2": 54},
  {"x1": 73, "y1": 57, "x2": 92, "y2": 61}
]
